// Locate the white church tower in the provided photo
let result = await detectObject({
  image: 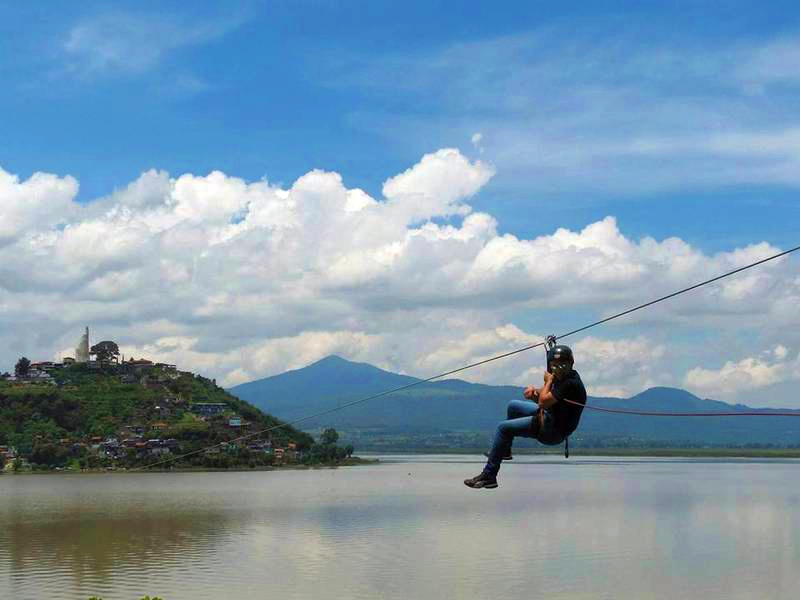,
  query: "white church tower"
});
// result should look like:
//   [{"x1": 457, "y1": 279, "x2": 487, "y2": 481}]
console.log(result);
[{"x1": 75, "y1": 327, "x2": 90, "y2": 363}]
